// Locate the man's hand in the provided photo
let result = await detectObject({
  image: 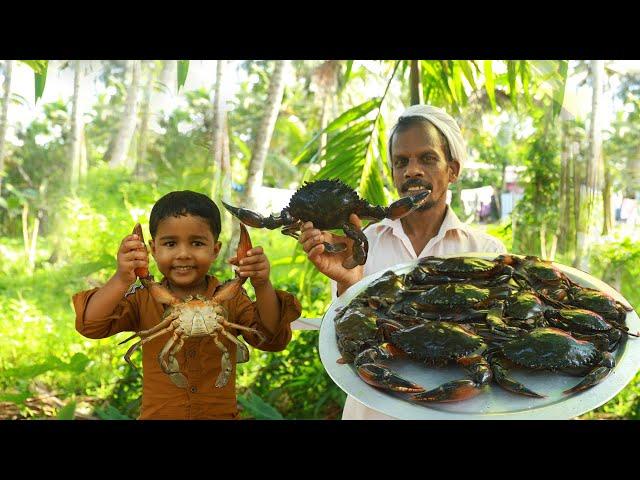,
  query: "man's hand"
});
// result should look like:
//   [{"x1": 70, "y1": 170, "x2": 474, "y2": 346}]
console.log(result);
[
  {"x1": 229, "y1": 246, "x2": 271, "y2": 289},
  {"x1": 115, "y1": 233, "x2": 148, "y2": 287},
  {"x1": 299, "y1": 213, "x2": 364, "y2": 290}
]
